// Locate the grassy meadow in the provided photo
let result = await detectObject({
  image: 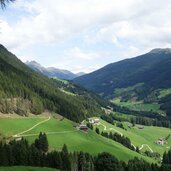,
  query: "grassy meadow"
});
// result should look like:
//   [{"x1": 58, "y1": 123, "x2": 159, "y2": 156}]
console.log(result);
[
  {"x1": 94, "y1": 118, "x2": 171, "y2": 155},
  {"x1": 0, "y1": 117, "x2": 45, "y2": 137},
  {"x1": 158, "y1": 88, "x2": 171, "y2": 98},
  {"x1": 0, "y1": 115, "x2": 154, "y2": 162}
]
